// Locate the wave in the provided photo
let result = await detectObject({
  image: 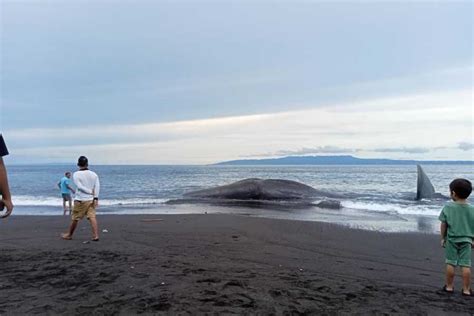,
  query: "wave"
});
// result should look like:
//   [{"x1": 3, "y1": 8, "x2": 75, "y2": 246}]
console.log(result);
[
  {"x1": 10, "y1": 195, "x2": 442, "y2": 217},
  {"x1": 11, "y1": 195, "x2": 169, "y2": 207},
  {"x1": 341, "y1": 200, "x2": 440, "y2": 216}
]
